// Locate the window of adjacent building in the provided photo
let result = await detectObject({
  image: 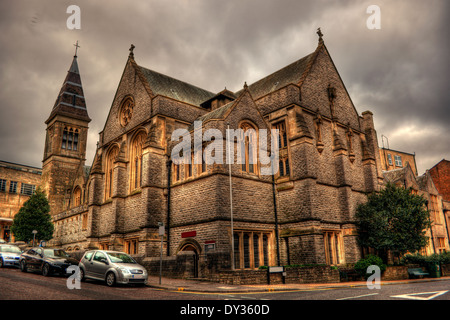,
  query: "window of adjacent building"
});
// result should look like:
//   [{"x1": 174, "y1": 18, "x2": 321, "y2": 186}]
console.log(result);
[
  {"x1": 273, "y1": 121, "x2": 290, "y2": 177},
  {"x1": 437, "y1": 237, "x2": 446, "y2": 254},
  {"x1": 323, "y1": 231, "x2": 344, "y2": 265},
  {"x1": 387, "y1": 153, "x2": 393, "y2": 166},
  {"x1": 124, "y1": 238, "x2": 139, "y2": 255},
  {"x1": 130, "y1": 132, "x2": 145, "y2": 191},
  {"x1": 9, "y1": 181, "x2": 18, "y2": 193},
  {"x1": 394, "y1": 155, "x2": 402, "y2": 167},
  {"x1": 20, "y1": 183, "x2": 36, "y2": 196},
  {"x1": 233, "y1": 231, "x2": 272, "y2": 269},
  {"x1": 98, "y1": 243, "x2": 109, "y2": 250},
  {"x1": 240, "y1": 122, "x2": 257, "y2": 174},
  {"x1": 429, "y1": 195, "x2": 441, "y2": 224},
  {"x1": 0, "y1": 179, "x2": 6, "y2": 192},
  {"x1": 105, "y1": 146, "x2": 119, "y2": 200}
]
